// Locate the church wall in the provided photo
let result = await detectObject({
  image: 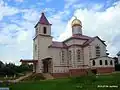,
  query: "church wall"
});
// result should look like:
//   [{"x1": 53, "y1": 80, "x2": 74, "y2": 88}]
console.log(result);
[
  {"x1": 84, "y1": 46, "x2": 90, "y2": 66},
  {"x1": 68, "y1": 46, "x2": 89, "y2": 70},
  {"x1": 90, "y1": 38, "x2": 107, "y2": 58},
  {"x1": 34, "y1": 35, "x2": 52, "y2": 73},
  {"x1": 38, "y1": 35, "x2": 52, "y2": 60},
  {"x1": 68, "y1": 46, "x2": 76, "y2": 68},
  {"x1": 96, "y1": 67, "x2": 115, "y2": 73},
  {"x1": 69, "y1": 45, "x2": 89, "y2": 77},
  {"x1": 33, "y1": 38, "x2": 38, "y2": 60},
  {"x1": 33, "y1": 37, "x2": 42, "y2": 73},
  {"x1": 49, "y1": 48, "x2": 69, "y2": 73},
  {"x1": 73, "y1": 46, "x2": 84, "y2": 68},
  {"x1": 36, "y1": 60, "x2": 43, "y2": 73}
]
